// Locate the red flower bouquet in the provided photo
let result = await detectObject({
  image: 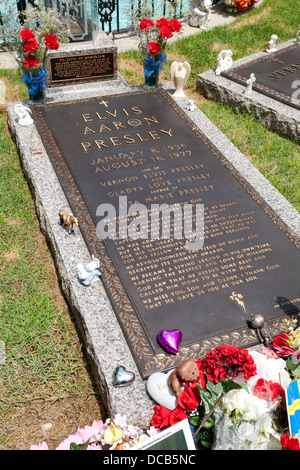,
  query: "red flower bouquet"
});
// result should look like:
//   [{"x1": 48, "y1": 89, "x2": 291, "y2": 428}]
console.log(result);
[
  {"x1": 203, "y1": 344, "x2": 257, "y2": 383},
  {"x1": 138, "y1": 16, "x2": 182, "y2": 86},
  {"x1": 227, "y1": 0, "x2": 259, "y2": 11}
]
